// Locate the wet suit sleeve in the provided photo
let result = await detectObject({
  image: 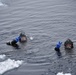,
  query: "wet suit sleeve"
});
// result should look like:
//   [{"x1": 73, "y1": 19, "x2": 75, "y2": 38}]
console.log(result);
[
  {"x1": 55, "y1": 41, "x2": 62, "y2": 53},
  {"x1": 56, "y1": 41, "x2": 62, "y2": 48},
  {"x1": 15, "y1": 36, "x2": 21, "y2": 43}
]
